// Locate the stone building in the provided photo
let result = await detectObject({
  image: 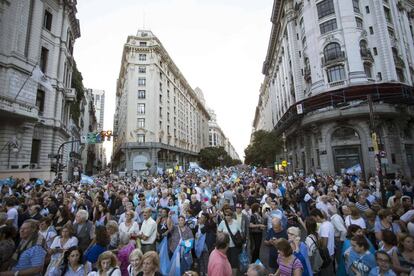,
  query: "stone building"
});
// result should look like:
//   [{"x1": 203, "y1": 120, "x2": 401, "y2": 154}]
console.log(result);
[
  {"x1": 112, "y1": 30, "x2": 210, "y2": 175},
  {"x1": 253, "y1": 0, "x2": 414, "y2": 179},
  {"x1": 0, "y1": 0, "x2": 80, "y2": 180}
]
